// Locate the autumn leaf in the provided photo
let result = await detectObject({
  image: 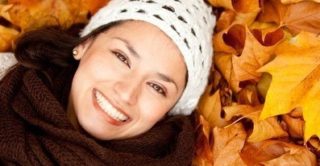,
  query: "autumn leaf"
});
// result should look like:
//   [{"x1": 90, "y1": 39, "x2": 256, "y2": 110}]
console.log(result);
[
  {"x1": 241, "y1": 140, "x2": 317, "y2": 165},
  {"x1": 281, "y1": 0, "x2": 320, "y2": 4},
  {"x1": 213, "y1": 123, "x2": 247, "y2": 166},
  {"x1": 258, "y1": 0, "x2": 320, "y2": 34},
  {"x1": 0, "y1": 25, "x2": 19, "y2": 51},
  {"x1": 223, "y1": 105, "x2": 288, "y2": 142},
  {"x1": 259, "y1": 31, "x2": 320, "y2": 141},
  {"x1": 232, "y1": 25, "x2": 284, "y2": 82},
  {"x1": 0, "y1": 0, "x2": 109, "y2": 51},
  {"x1": 260, "y1": 141, "x2": 317, "y2": 165},
  {"x1": 192, "y1": 115, "x2": 214, "y2": 166},
  {"x1": 198, "y1": 88, "x2": 229, "y2": 128}
]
